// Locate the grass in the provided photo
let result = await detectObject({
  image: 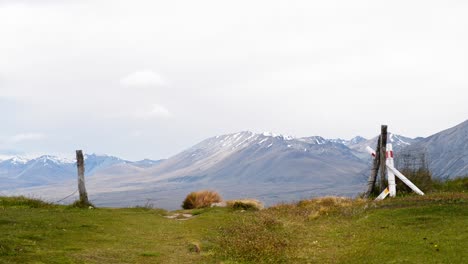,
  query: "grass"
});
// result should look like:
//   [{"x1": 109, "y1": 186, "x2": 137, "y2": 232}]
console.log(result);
[
  {"x1": 0, "y1": 192, "x2": 467, "y2": 263},
  {"x1": 433, "y1": 176, "x2": 468, "y2": 192}
]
